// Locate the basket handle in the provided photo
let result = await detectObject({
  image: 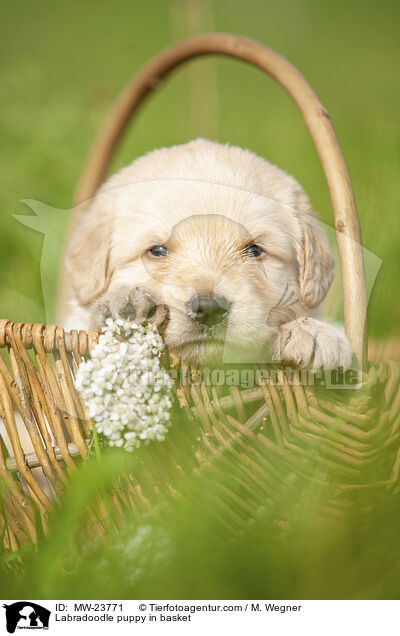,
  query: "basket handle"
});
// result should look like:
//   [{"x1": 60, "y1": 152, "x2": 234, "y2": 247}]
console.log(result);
[{"x1": 72, "y1": 32, "x2": 367, "y2": 365}]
